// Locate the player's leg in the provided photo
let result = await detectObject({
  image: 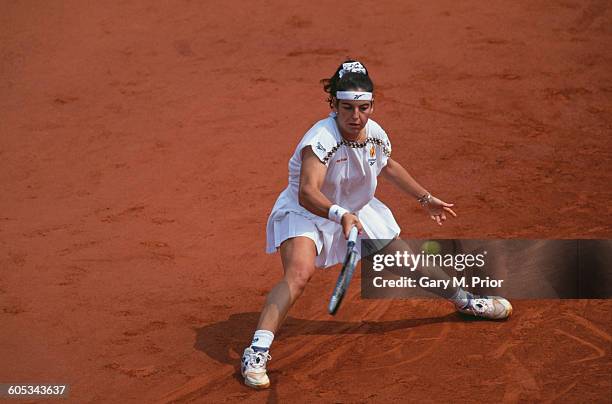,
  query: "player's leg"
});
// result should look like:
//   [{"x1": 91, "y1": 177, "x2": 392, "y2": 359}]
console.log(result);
[
  {"x1": 256, "y1": 236, "x2": 318, "y2": 333},
  {"x1": 241, "y1": 236, "x2": 317, "y2": 389},
  {"x1": 369, "y1": 238, "x2": 457, "y2": 296},
  {"x1": 381, "y1": 238, "x2": 512, "y2": 319}
]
